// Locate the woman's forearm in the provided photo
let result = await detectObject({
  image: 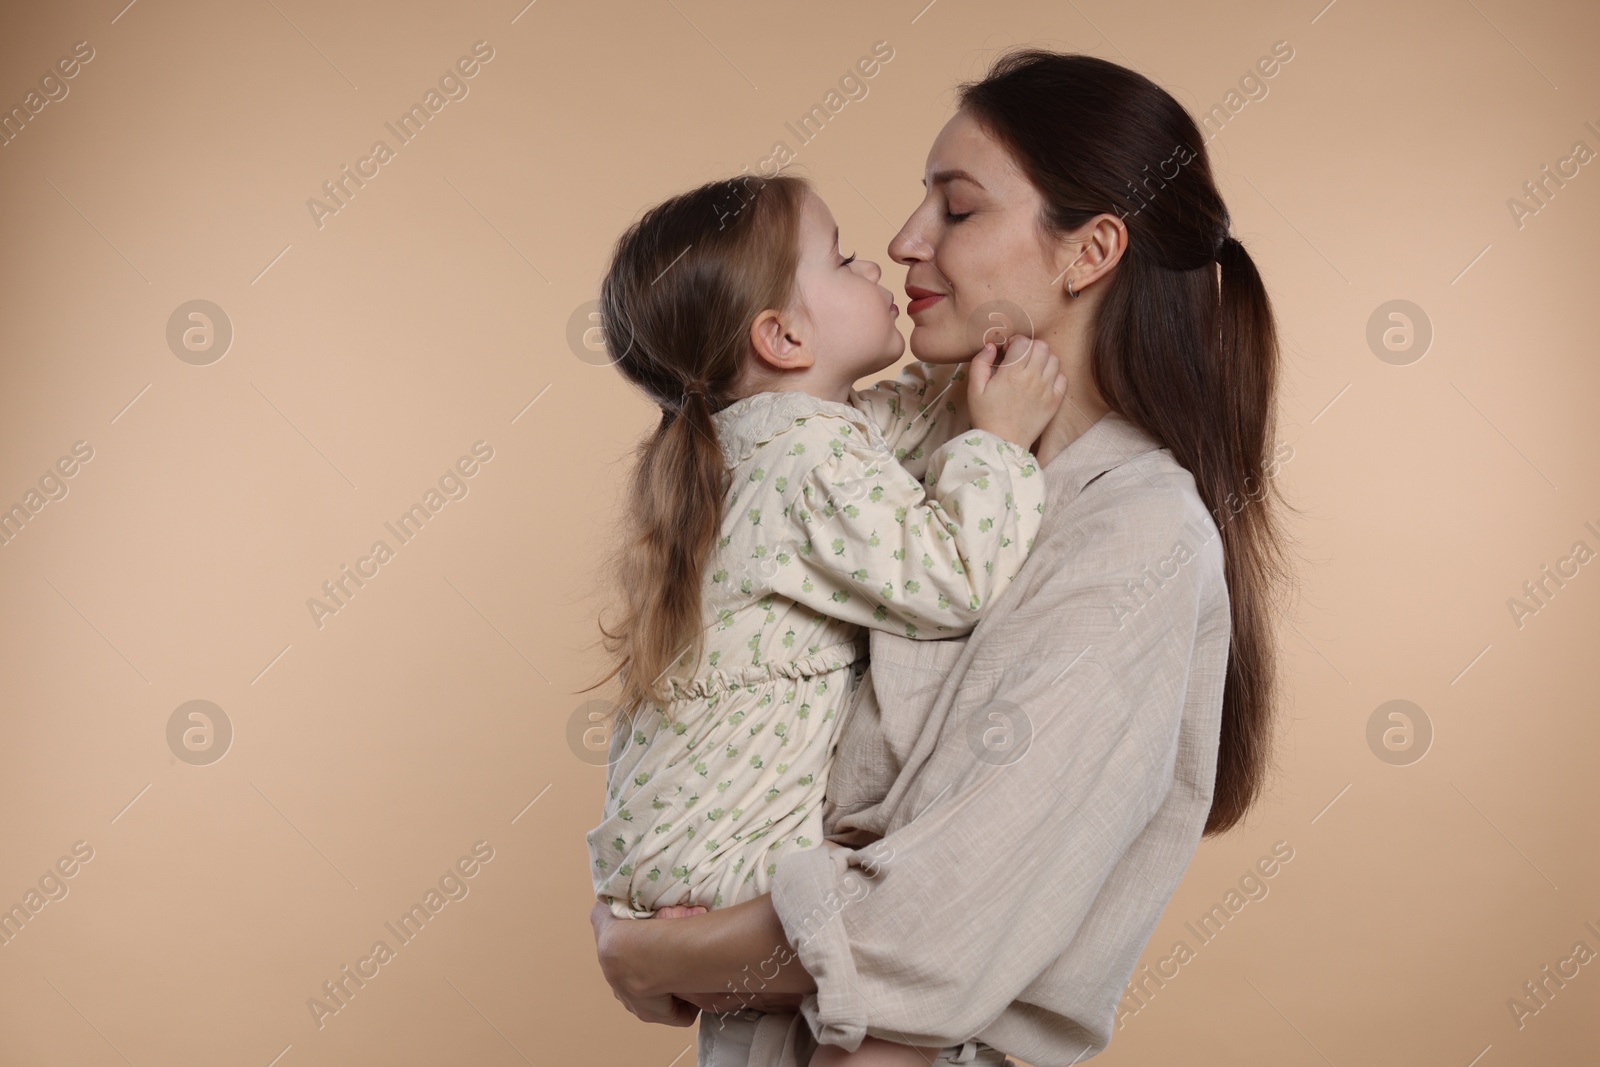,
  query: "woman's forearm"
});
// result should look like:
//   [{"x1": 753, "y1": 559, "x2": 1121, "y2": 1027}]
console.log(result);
[{"x1": 619, "y1": 894, "x2": 818, "y2": 999}]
